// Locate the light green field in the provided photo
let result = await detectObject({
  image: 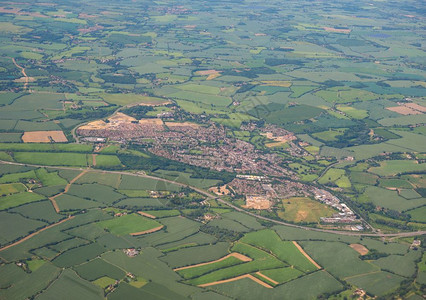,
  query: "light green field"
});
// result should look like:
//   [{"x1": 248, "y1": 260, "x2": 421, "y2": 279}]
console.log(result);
[
  {"x1": 278, "y1": 197, "x2": 335, "y2": 223},
  {"x1": 369, "y1": 160, "x2": 426, "y2": 176},
  {"x1": 96, "y1": 214, "x2": 162, "y2": 235},
  {"x1": 14, "y1": 152, "x2": 89, "y2": 167}
]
